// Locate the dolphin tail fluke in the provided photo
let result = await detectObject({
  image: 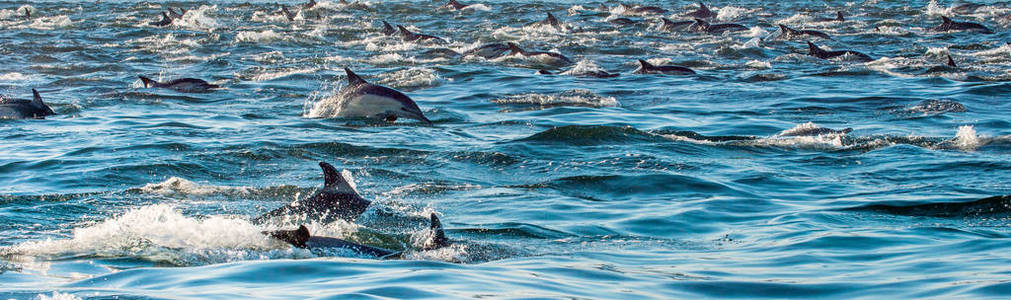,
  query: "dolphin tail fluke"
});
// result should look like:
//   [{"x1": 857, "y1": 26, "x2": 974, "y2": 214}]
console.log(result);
[
  {"x1": 266, "y1": 225, "x2": 310, "y2": 248},
  {"x1": 344, "y1": 68, "x2": 367, "y2": 86},
  {"x1": 138, "y1": 76, "x2": 157, "y2": 88},
  {"x1": 836, "y1": 11, "x2": 844, "y2": 21},
  {"x1": 947, "y1": 54, "x2": 957, "y2": 67},
  {"x1": 319, "y1": 161, "x2": 357, "y2": 193}
]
